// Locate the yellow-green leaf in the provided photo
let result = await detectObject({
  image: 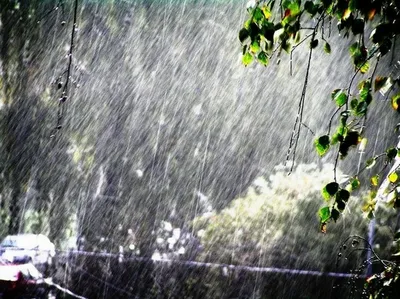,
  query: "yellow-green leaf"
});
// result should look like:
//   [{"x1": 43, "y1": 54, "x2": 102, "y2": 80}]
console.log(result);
[
  {"x1": 392, "y1": 93, "x2": 400, "y2": 112},
  {"x1": 389, "y1": 172, "x2": 398, "y2": 183},
  {"x1": 371, "y1": 174, "x2": 379, "y2": 186},
  {"x1": 250, "y1": 40, "x2": 260, "y2": 53},
  {"x1": 324, "y1": 42, "x2": 331, "y2": 54},
  {"x1": 359, "y1": 62, "x2": 369, "y2": 74},
  {"x1": 242, "y1": 52, "x2": 253, "y2": 66},
  {"x1": 261, "y1": 6, "x2": 271, "y2": 18}
]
